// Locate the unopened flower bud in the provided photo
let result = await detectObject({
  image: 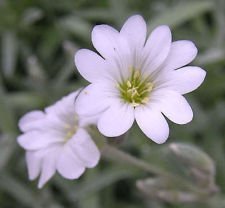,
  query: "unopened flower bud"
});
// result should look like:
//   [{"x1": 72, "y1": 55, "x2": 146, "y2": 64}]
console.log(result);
[
  {"x1": 136, "y1": 178, "x2": 168, "y2": 198},
  {"x1": 156, "y1": 190, "x2": 198, "y2": 203},
  {"x1": 136, "y1": 178, "x2": 198, "y2": 203},
  {"x1": 169, "y1": 143, "x2": 215, "y2": 176}
]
